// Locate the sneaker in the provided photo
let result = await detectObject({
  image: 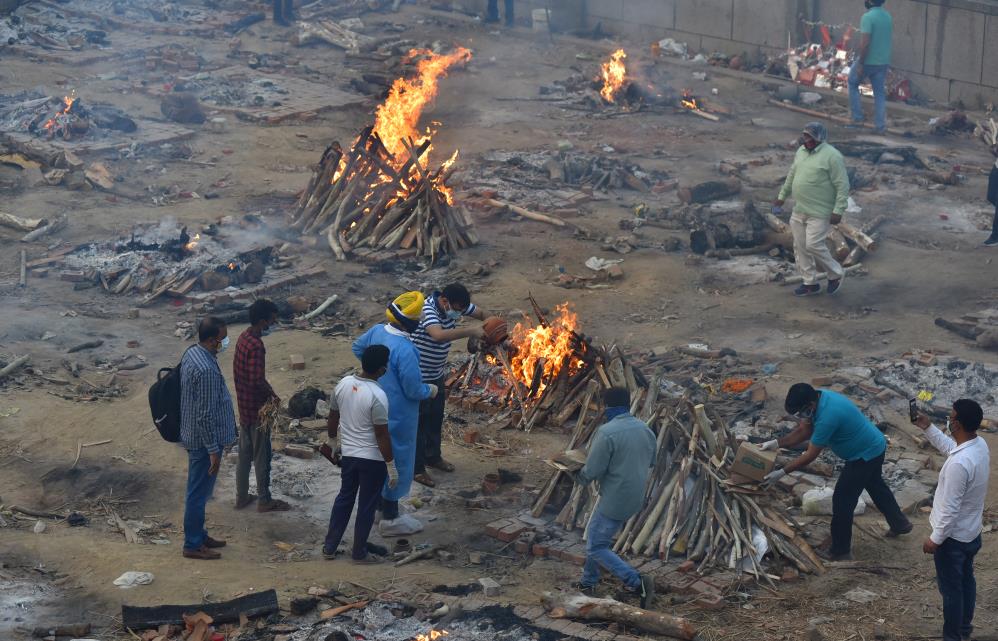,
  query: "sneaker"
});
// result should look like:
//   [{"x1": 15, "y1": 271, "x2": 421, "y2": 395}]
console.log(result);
[
  {"x1": 379, "y1": 514, "x2": 424, "y2": 537},
  {"x1": 826, "y1": 277, "x2": 843, "y2": 295},
  {"x1": 884, "y1": 521, "x2": 913, "y2": 538},
  {"x1": 638, "y1": 574, "x2": 655, "y2": 609},
  {"x1": 322, "y1": 546, "x2": 339, "y2": 560},
  {"x1": 366, "y1": 542, "x2": 389, "y2": 557},
  {"x1": 793, "y1": 284, "x2": 821, "y2": 297},
  {"x1": 984, "y1": 235, "x2": 998, "y2": 247},
  {"x1": 573, "y1": 582, "x2": 597, "y2": 596}
]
